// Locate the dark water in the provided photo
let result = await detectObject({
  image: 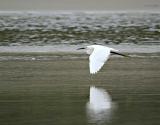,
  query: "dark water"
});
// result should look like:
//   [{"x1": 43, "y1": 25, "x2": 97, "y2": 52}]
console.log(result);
[
  {"x1": 0, "y1": 11, "x2": 160, "y2": 46},
  {"x1": 0, "y1": 57, "x2": 160, "y2": 125}
]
